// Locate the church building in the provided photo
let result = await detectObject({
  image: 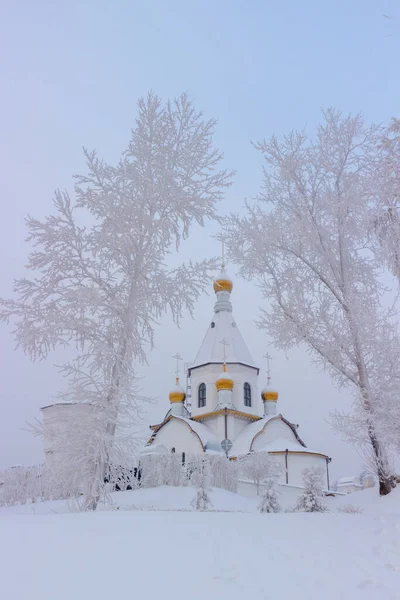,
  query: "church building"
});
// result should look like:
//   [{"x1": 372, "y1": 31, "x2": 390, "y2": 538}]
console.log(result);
[{"x1": 144, "y1": 266, "x2": 331, "y2": 493}]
